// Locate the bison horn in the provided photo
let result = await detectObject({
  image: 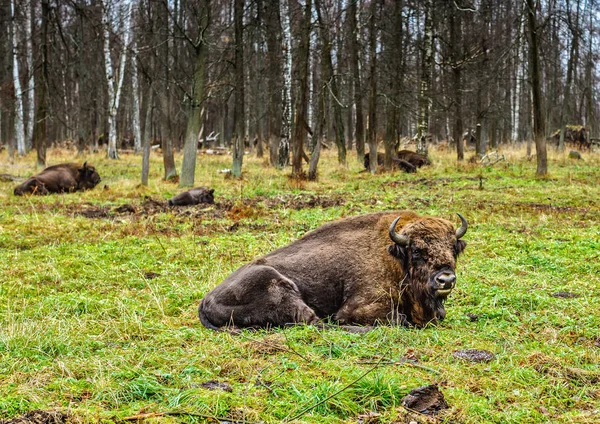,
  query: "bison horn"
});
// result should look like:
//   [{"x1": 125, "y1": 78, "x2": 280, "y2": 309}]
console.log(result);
[
  {"x1": 83, "y1": 161, "x2": 88, "y2": 169},
  {"x1": 389, "y1": 216, "x2": 410, "y2": 247},
  {"x1": 456, "y1": 213, "x2": 468, "y2": 239}
]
